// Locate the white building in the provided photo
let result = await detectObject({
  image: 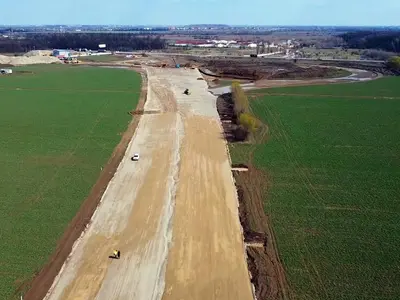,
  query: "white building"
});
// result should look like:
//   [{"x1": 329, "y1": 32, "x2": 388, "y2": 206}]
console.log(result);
[
  {"x1": 52, "y1": 49, "x2": 71, "y2": 58},
  {"x1": 0, "y1": 68, "x2": 12, "y2": 74}
]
